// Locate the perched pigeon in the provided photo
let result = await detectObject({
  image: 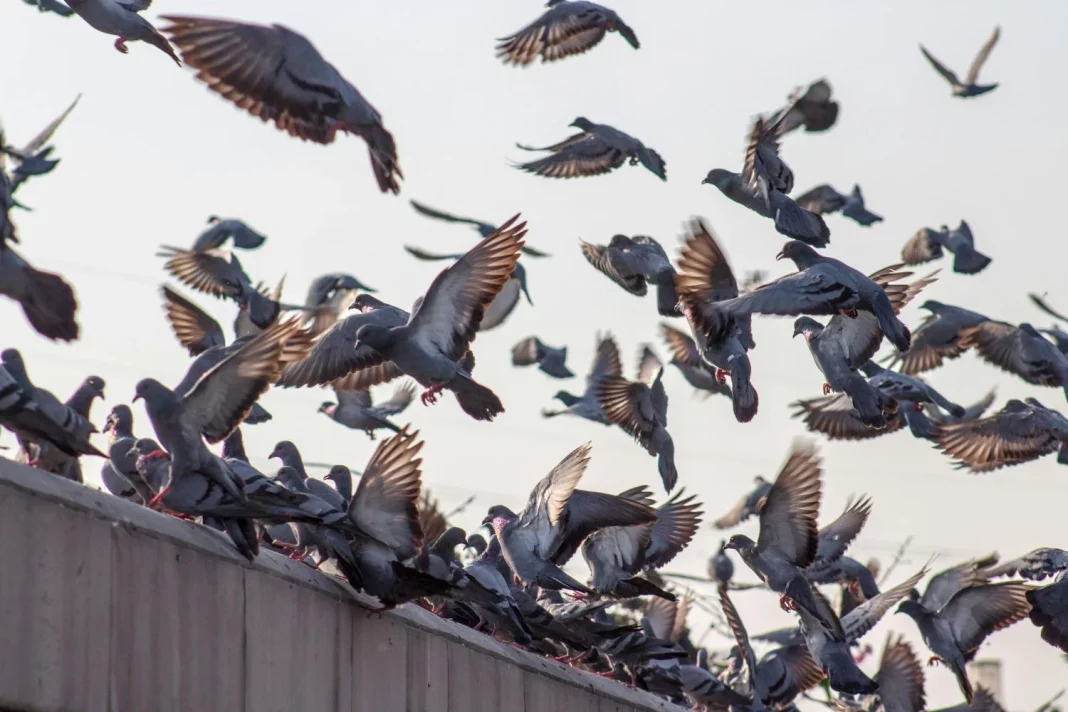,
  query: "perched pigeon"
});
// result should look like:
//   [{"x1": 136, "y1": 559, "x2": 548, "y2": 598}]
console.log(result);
[
  {"x1": 897, "y1": 580, "x2": 1030, "y2": 703},
  {"x1": 268, "y1": 440, "x2": 348, "y2": 512},
  {"x1": 2, "y1": 94, "x2": 80, "y2": 194},
  {"x1": 161, "y1": 15, "x2": 402, "y2": 194},
  {"x1": 1027, "y1": 574, "x2": 1068, "y2": 653},
  {"x1": 496, "y1": 1, "x2": 638, "y2": 66},
  {"x1": 723, "y1": 440, "x2": 846, "y2": 638},
  {"x1": 935, "y1": 398, "x2": 1068, "y2": 472},
  {"x1": 674, "y1": 219, "x2": 759, "y2": 422},
  {"x1": 409, "y1": 200, "x2": 550, "y2": 257},
  {"x1": 770, "y1": 78, "x2": 839, "y2": 134},
  {"x1": 541, "y1": 332, "x2": 621, "y2": 424},
  {"x1": 67, "y1": 0, "x2": 180, "y2": 64},
  {"x1": 581, "y1": 235, "x2": 678, "y2": 317},
  {"x1": 318, "y1": 381, "x2": 415, "y2": 439},
  {"x1": 920, "y1": 27, "x2": 1001, "y2": 98},
  {"x1": 794, "y1": 184, "x2": 883, "y2": 226},
  {"x1": 483, "y1": 442, "x2": 656, "y2": 594},
  {"x1": 582, "y1": 487, "x2": 702, "y2": 600},
  {"x1": 515, "y1": 118, "x2": 665, "y2": 180},
  {"x1": 658, "y1": 323, "x2": 732, "y2": 399},
  {"x1": 960, "y1": 321, "x2": 1068, "y2": 399},
  {"x1": 859, "y1": 361, "x2": 965, "y2": 418},
  {"x1": 192, "y1": 216, "x2": 267, "y2": 252},
  {"x1": 884, "y1": 300, "x2": 989, "y2": 375},
  {"x1": 902, "y1": 222, "x2": 991, "y2": 275},
  {"x1": 595, "y1": 346, "x2": 678, "y2": 491},
  {"x1": 511, "y1": 337, "x2": 573, "y2": 379},
  {"x1": 713, "y1": 476, "x2": 771, "y2": 529},
  {"x1": 22, "y1": 0, "x2": 74, "y2": 16},
  {"x1": 101, "y1": 404, "x2": 155, "y2": 503}
]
